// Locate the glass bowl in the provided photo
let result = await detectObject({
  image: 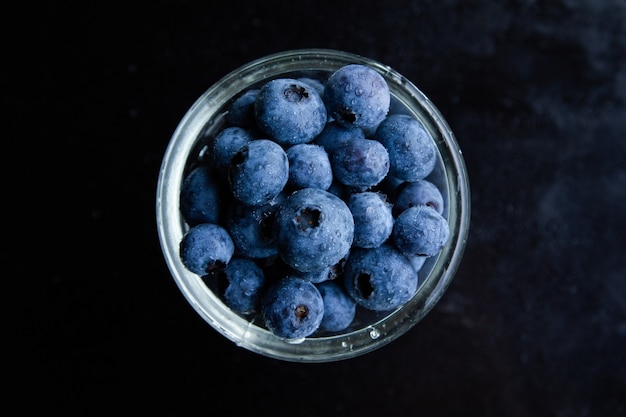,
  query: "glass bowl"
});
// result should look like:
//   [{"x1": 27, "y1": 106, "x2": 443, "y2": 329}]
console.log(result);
[{"x1": 156, "y1": 48, "x2": 470, "y2": 362}]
